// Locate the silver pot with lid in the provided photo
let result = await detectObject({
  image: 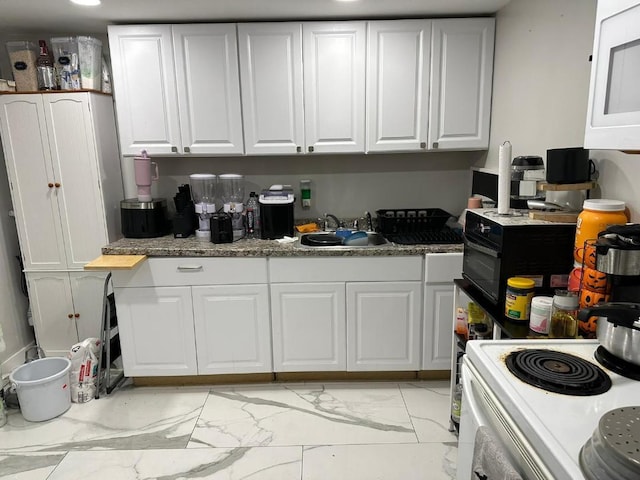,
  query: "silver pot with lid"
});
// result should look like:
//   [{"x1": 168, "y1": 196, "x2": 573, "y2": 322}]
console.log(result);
[
  {"x1": 577, "y1": 302, "x2": 640, "y2": 367},
  {"x1": 596, "y1": 224, "x2": 640, "y2": 277},
  {"x1": 580, "y1": 406, "x2": 640, "y2": 480}
]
